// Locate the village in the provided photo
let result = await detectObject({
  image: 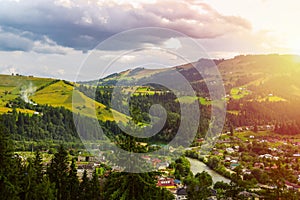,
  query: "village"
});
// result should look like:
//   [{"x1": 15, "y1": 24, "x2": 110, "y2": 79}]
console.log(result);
[{"x1": 201, "y1": 126, "x2": 300, "y2": 192}]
